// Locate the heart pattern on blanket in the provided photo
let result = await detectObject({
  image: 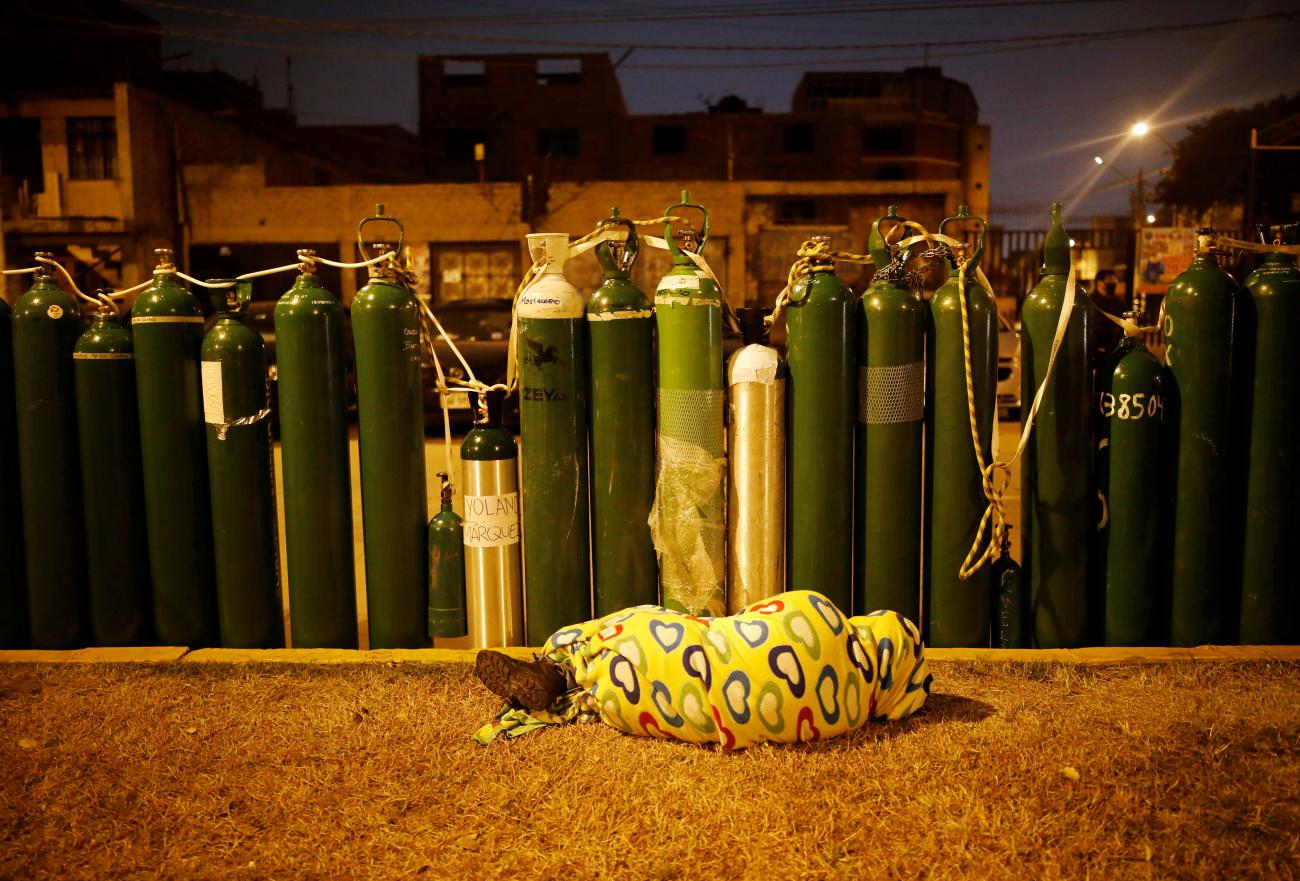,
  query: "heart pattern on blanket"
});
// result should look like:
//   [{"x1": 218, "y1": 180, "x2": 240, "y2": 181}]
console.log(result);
[
  {"x1": 681, "y1": 645, "x2": 712, "y2": 690},
  {"x1": 807, "y1": 593, "x2": 843, "y2": 634},
  {"x1": 723, "y1": 670, "x2": 751, "y2": 724},
  {"x1": 704, "y1": 628, "x2": 732, "y2": 661},
  {"x1": 650, "y1": 620, "x2": 685, "y2": 653},
  {"x1": 796, "y1": 706, "x2": 821, "y2": 741},
  {"x1": 756, "y1": 682, "x2": 785, "y2": 734},
  {"x1": 784, "y1": 611, "x2": 821, "y2": 659},
  {"x1": 767, "y1": 645, "x2": 806, "y2": 698},
  {"x1": 617, "y1": 637, "x2": 645, "y2": 672},
  {"x1": 711, "y1": 706, "x2": 736, "y2": 751},
  {"x1": 748, "y1": 599, "x2": 785, "y2": 615},
  {"x1": 609, "y1": 654, "x2": 641, "y2": 704},
  {"x1": 651, "y1": 680, "x2": 684, "y2": 727},
  {"x1": 816, "y1": 664, "x2": 841, "y2": 725},
  {"x1": 679, "y1": 684, "x2": 715, "y2": 733},
  {"x1": 734, "y1": 619, "x2": 768, "y2": 648}
]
